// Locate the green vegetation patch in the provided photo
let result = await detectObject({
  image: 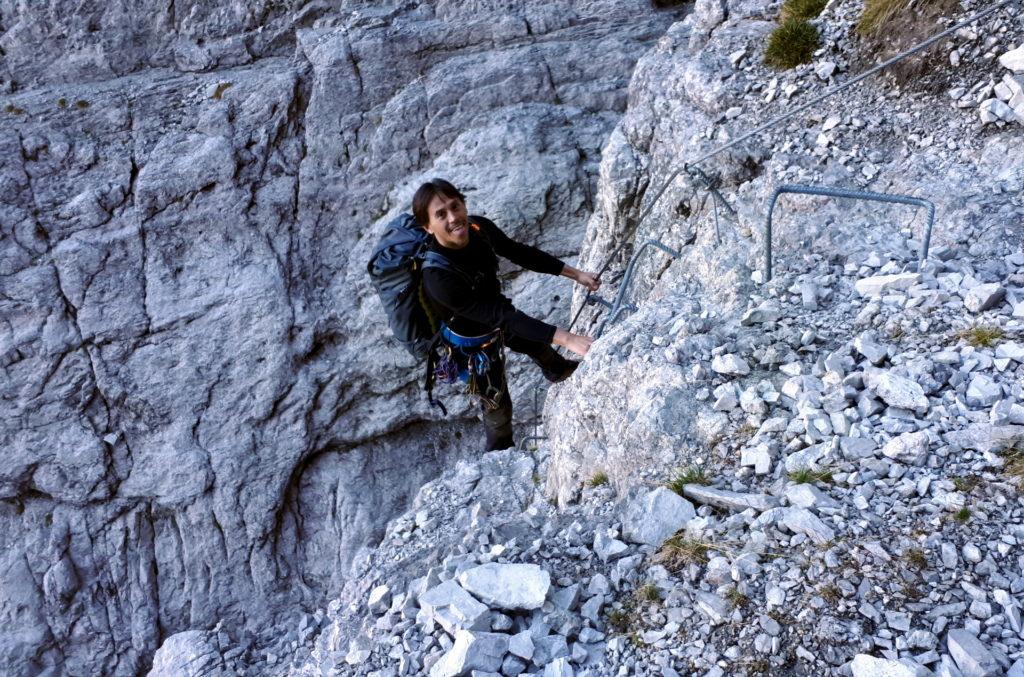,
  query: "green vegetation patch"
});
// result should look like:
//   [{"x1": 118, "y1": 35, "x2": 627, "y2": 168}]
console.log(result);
[
  {"x1": 819, "y1": 583, "x2": 842, "y2": 603},
  {"x1": 857, "y1": 0, "x2": 910, "y2": 37},
  {"x1": 955, "y1": 324, "x2": 1006, "y2": 348},
  {"x1": 726, "y1": 588, "x2": 749, "y2": 608},
  {"x1": 636, "y1": 583, "x2": 661, "y2": 603},
  {"x1": 787, "y1": 467, "x2": 834, "y2": 484},
  {"x1": 606, "y1": 609, "x2": 631, "y2": 633},
  {"x1": 656, "y1": 534, "x2": 711, "y2": 570},
  {"x1": 1001, "y1": 446, "x2": 1024, "y2": 490},
  {"x1": 781, "y1": 0, "x2": 827, "y2": 21},
  {"x1": 903, "y1": 547, "x2": 928, "y2": 570},
  {"x1": 952, "y1": 475, "x2": 981, "y2": 493},
  {"x1": 765, "y1": 18, "x2": 820, "y2": 69},
  {"x1": 666, "y1": 465, "x2": 710, "y2": 494}
]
